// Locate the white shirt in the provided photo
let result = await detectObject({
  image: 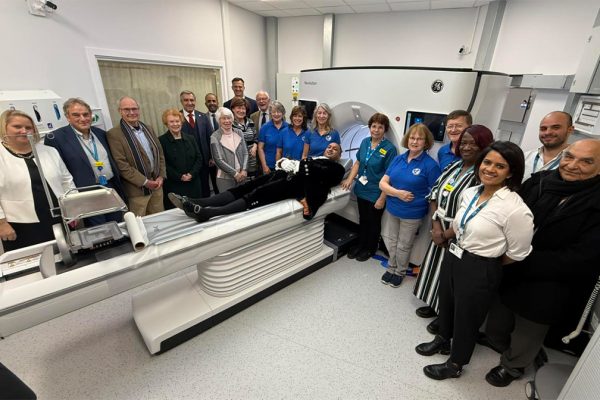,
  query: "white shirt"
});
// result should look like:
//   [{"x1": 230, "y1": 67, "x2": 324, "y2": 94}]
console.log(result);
[
  {"x1": 452, "y1": 186, "x2": 534, "y2": 260},
  {"x1": 258, "y1": 110, "x2": 270, "y2": 131},
  {"x1": 73, "y1": 127, "x2": 114, "y2": 181},
  {"x1": 523, "y1": 146, "x2": 562, "y2": 182},
  {"x1": 128, "y1": 124, "x2": 155, "y2": 171}
]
